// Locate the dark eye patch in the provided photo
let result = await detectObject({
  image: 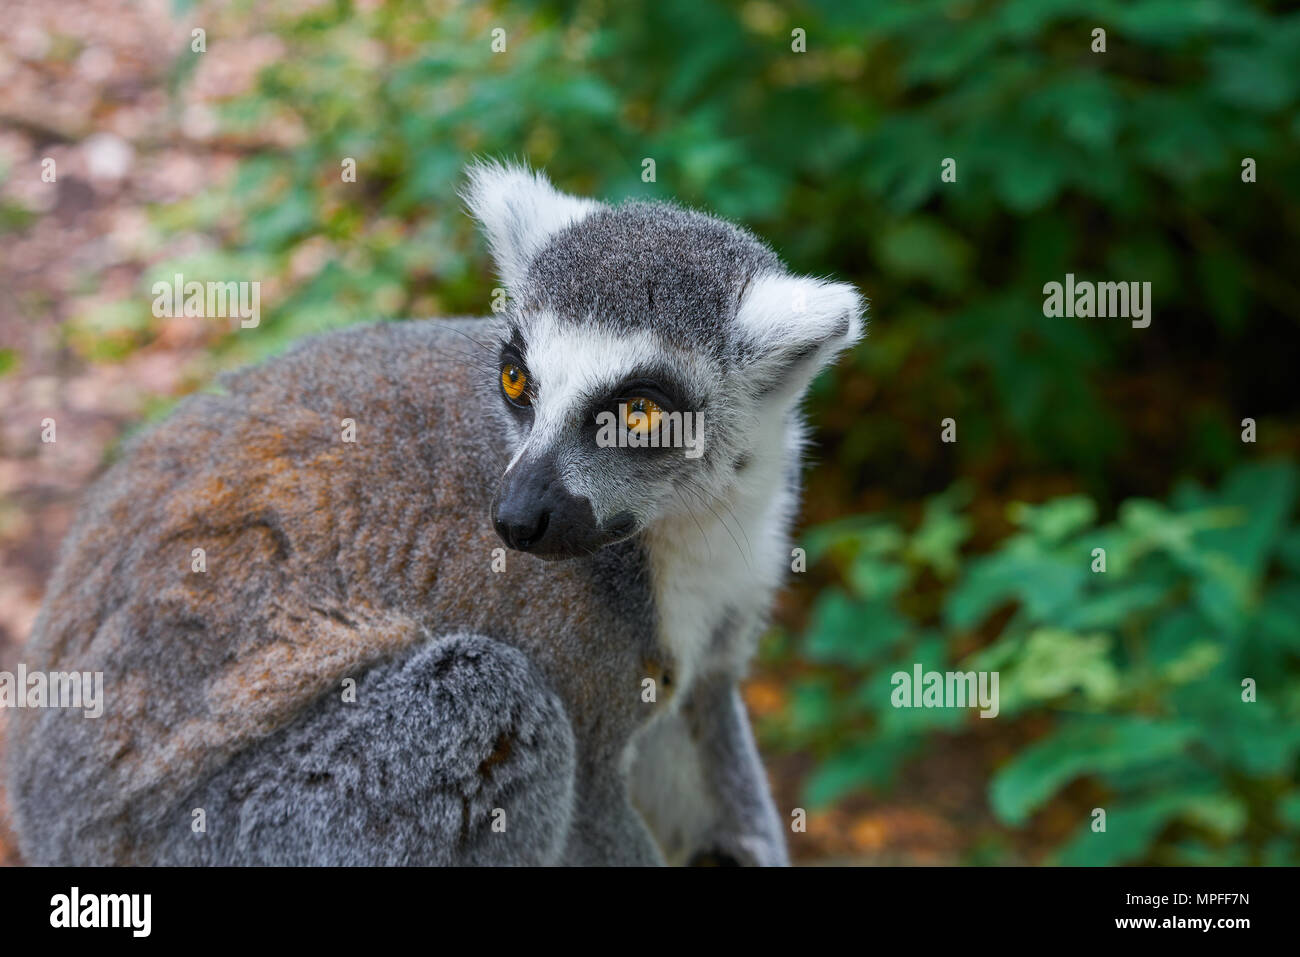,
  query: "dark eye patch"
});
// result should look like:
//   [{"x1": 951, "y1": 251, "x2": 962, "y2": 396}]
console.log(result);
[
  {"x1": 577, "y1": 369, "x2": 700, "y2": 454},
  {"x1": 497, "y1": 330, "x2": 535, "y2": 416},
  {"x1": 607, "y1": 378, "x2": 679, "y2": 413},
  {"x1": 498, "y1": 326, "x2": 528, "y2": 366},
  {"x1": 604, "y1": 368, "x2": 692, "y2": 413}
]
